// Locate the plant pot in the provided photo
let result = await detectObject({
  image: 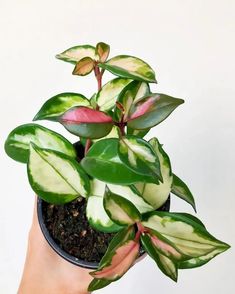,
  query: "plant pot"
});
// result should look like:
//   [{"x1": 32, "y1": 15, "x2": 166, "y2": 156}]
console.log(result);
[
  {"x1": 37, "y1": 196, "x2": 170, "y2": 269},
  {"x1": 37, "y1": 141, "x2": 171, "y2": 269}
]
